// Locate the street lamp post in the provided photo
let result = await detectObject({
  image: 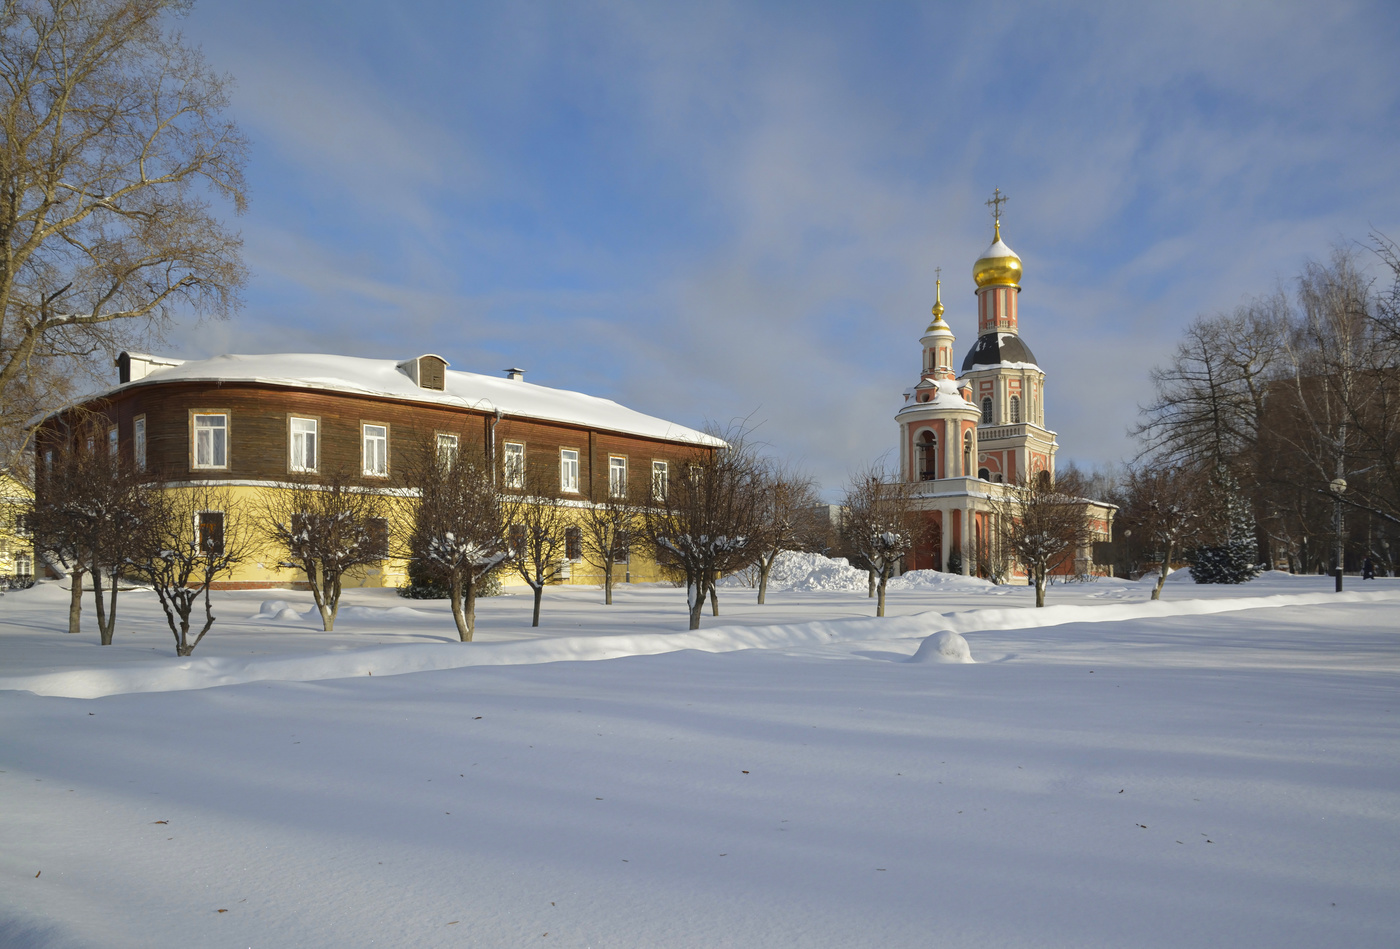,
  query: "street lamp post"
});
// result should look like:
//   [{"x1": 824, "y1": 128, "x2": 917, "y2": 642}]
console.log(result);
[{"x1": 1330, "y1": 477, "x2": 1347, "y2": 593}]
